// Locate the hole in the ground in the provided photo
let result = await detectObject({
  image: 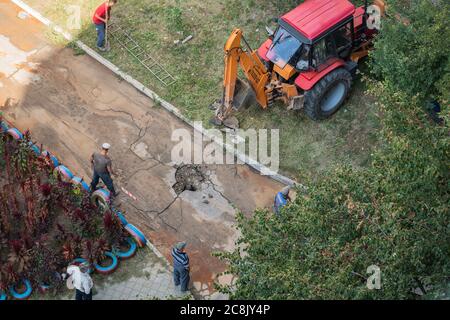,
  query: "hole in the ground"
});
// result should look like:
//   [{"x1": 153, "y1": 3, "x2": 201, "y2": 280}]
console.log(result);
[{"x1": 172, "y1": 164, "x2": 206, "y2": 195}]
